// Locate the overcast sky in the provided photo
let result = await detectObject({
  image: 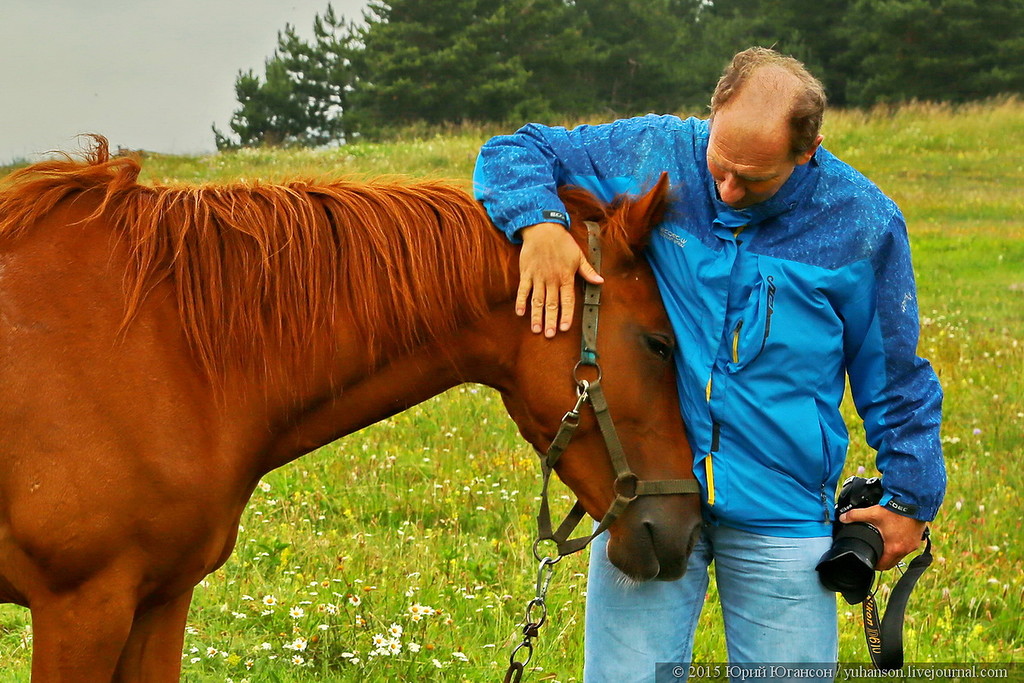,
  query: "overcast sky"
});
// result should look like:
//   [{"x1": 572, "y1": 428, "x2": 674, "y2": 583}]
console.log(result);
[{"x1": 1, "y1": 0, "x2": 369, "y2": 164}]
